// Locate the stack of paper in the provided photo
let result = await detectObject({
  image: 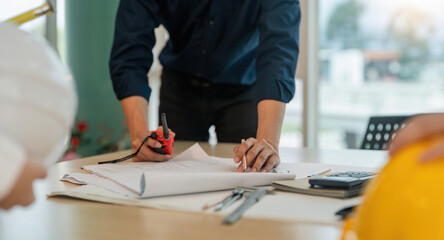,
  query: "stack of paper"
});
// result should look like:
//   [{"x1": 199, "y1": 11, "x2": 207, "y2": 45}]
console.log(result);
[
  {"x1": 62, "y1": 143, "x2": 296, "y2": 198},
  {"x1": 50, "y1": 143, "x2": 380, "y2": 225}
]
